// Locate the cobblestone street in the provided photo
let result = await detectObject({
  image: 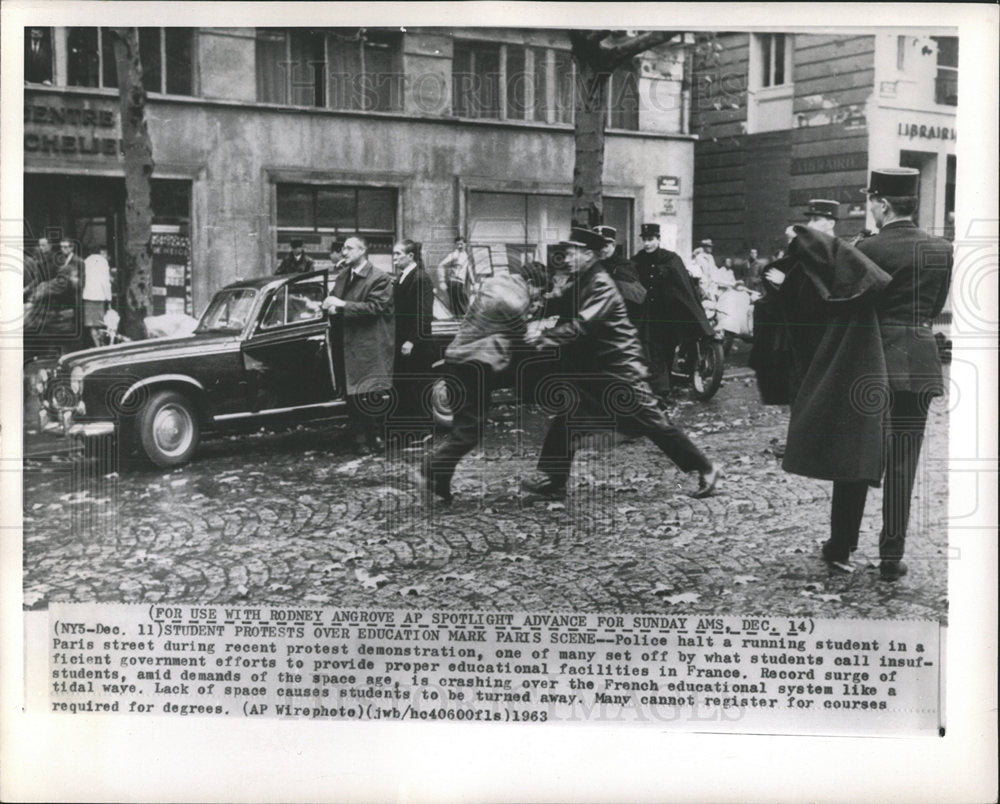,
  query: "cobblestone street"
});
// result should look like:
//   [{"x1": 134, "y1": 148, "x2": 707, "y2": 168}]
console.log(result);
[{"x1": 22, "y1": 360, "x2": 950, "y2": 621}]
